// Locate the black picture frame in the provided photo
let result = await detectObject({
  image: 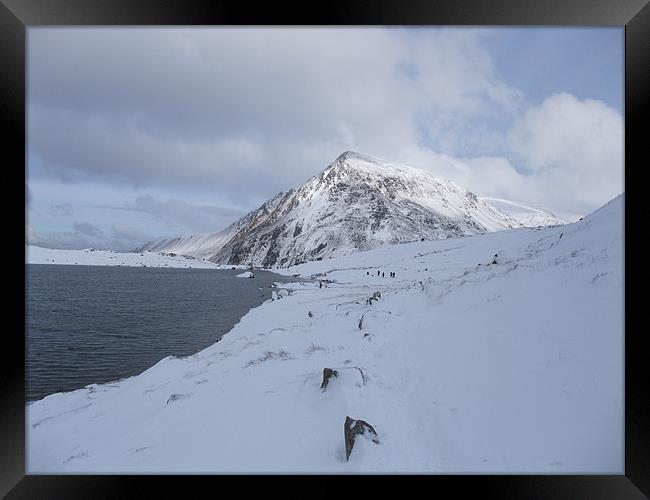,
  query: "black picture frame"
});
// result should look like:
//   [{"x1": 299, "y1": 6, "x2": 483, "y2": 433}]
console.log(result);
[{"x1": 4, "y1": 0, "x2": 648, "y2": 497}]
